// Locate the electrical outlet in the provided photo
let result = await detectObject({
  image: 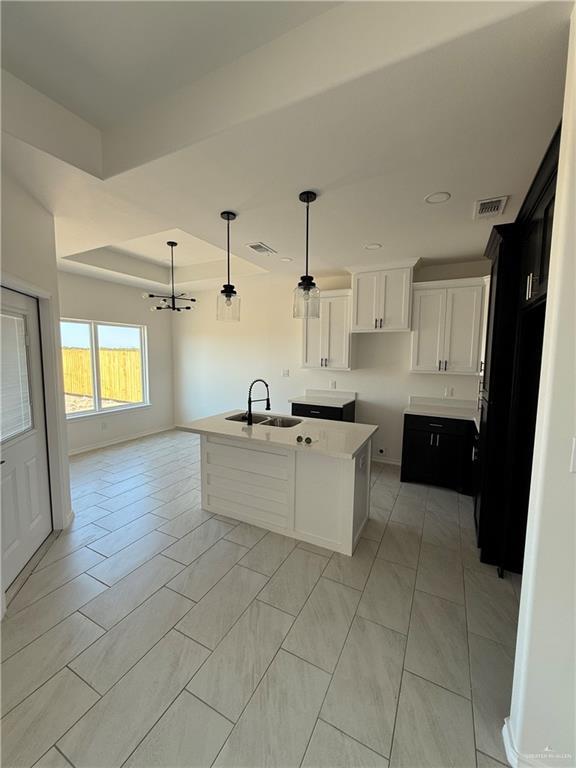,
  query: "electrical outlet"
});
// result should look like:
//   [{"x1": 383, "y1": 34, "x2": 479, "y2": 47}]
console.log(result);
[
  {"x1": 329, "y1": 379, "x2": 337, "y2": 389},
  {"x1": 101, "y1": 421, "x2": 107, "y2": 431},
  {"x1": 281, "y1": 369, "x2": 290, "y2": 378}
]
